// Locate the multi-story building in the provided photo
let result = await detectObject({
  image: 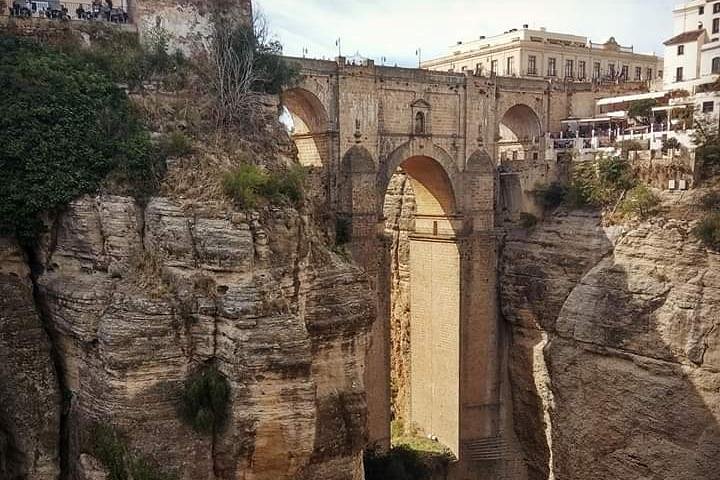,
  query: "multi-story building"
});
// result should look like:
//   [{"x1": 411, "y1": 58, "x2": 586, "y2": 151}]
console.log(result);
[
  {"x1": 422, "y1": 26, "x2": 663, "y2": 83},
  {"x1": 663, "y1": 0, "x2": 720, "y2": 89}
]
